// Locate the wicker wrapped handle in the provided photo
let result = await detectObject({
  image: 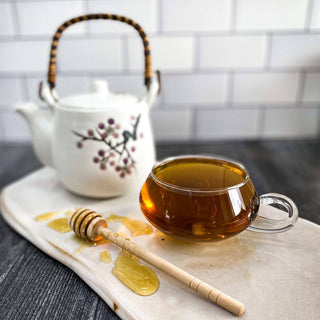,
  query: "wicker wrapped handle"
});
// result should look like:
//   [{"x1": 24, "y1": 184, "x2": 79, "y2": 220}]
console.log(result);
[{"x1": 46, "y1": 13, "x2": 153, "y2": 90}]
